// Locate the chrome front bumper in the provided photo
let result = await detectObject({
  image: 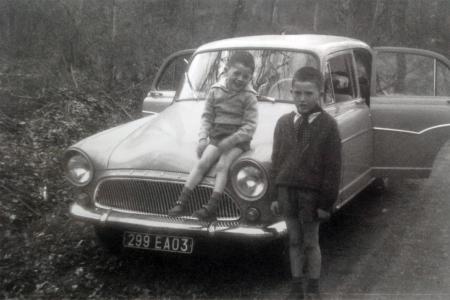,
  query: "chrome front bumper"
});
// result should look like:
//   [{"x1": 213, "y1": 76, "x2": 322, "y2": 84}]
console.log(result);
[{"x1": 70, "y1": 203, "x2": 287, "y2": 239}]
